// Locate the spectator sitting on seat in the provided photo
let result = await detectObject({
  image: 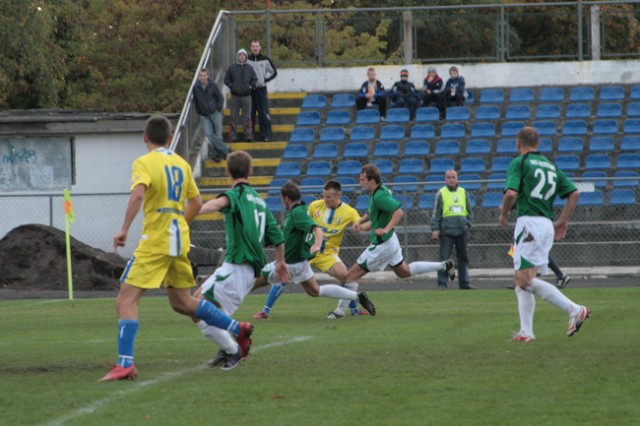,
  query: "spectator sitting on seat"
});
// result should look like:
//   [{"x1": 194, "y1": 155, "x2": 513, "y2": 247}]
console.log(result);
[
  {"x1": 356, "y1": 67, "x2": 387, "y2": 121},
  {"x1": 440, "y1": 66, "x2": 467, "y2": 119},
  {"x1": 422, "y1": 66, "x2": 443, "y2": 108},
  {"x1": 389, "y1": 69, "x2": 419, "y2": 120}
]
